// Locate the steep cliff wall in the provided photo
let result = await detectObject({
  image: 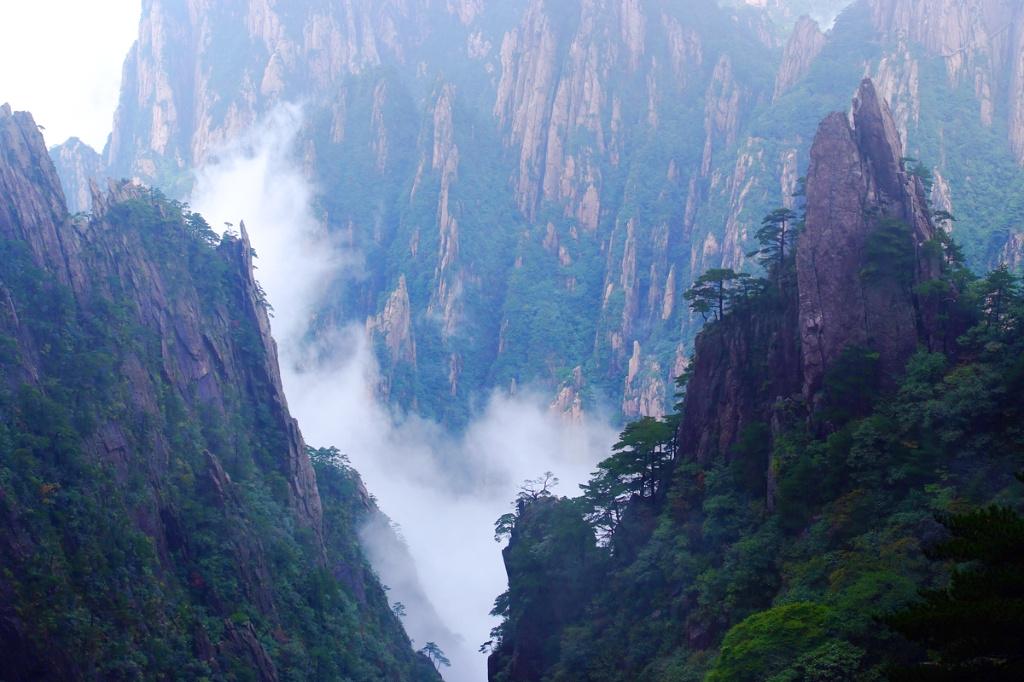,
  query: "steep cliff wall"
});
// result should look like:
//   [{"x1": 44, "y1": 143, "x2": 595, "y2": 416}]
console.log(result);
[
  {"x1": 96, "y1": 0, "x2": 786, "y2": 427},
  {"x1": 863, "y1": 0, "x2": 1024, "y2": 269},
  {"x1": 88, "y1": 0, "x2": 1024, "y2": 429},
  {"x1": 3, "y1": 103, "x2": 322, "y2": 537},
  {"x1": 869, "y1": 0, "x2": 1024, "y2": 162},
  {"x1": 106, "y1": 0, "x2": 510, "y2": 190},
  {"x1": 677, "y1": 288, "x2": 801, "y2": 462},
  {"x1": 0, "y1": 104, "x2": 436, "y2": 681},
  {"x1": 774, "y1": 16, "x2": 827, "y2": 101}
]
